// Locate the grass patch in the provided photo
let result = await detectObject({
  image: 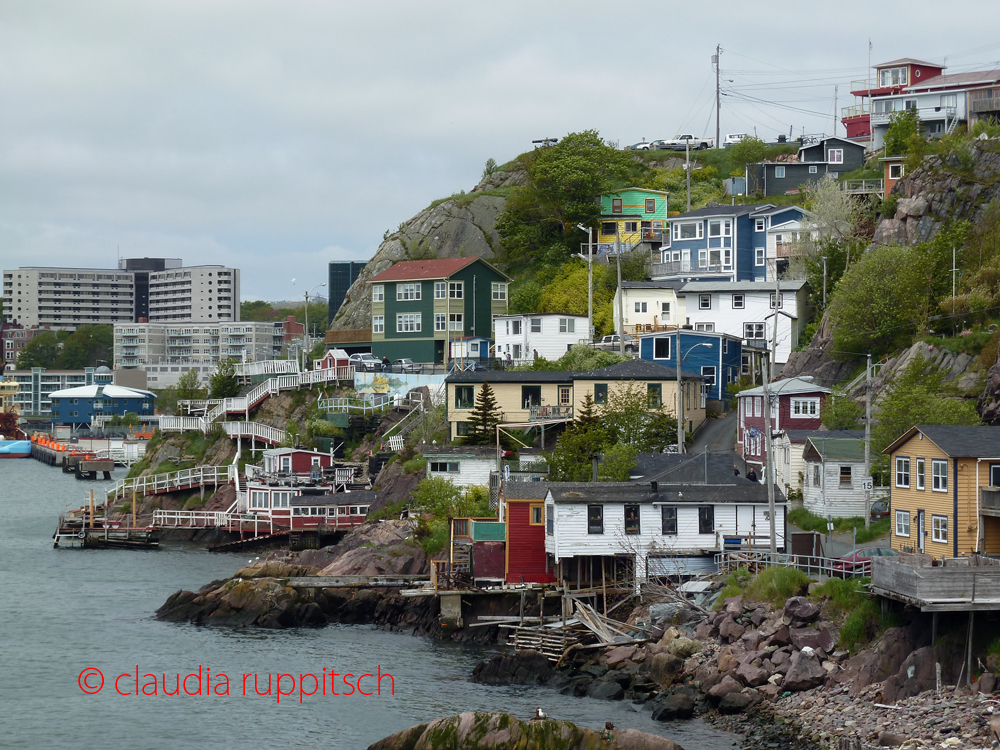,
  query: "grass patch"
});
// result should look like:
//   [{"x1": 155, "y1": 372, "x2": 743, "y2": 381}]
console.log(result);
[
  {"x1": 402, "y1": 455, "x2": 426, "y2": 474},
  {"x1": 788, "y1": 507, "x2": 891, "y2": 545},
  {"x1": 840, "y1": 599, "x2": 903, "y2": 654},
  {"x1": 712, "y1": 566, "x2": 807, "y2": 609},
  {"x1": 811, "y1": 577, "x2": 869, "y2": 618}
]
